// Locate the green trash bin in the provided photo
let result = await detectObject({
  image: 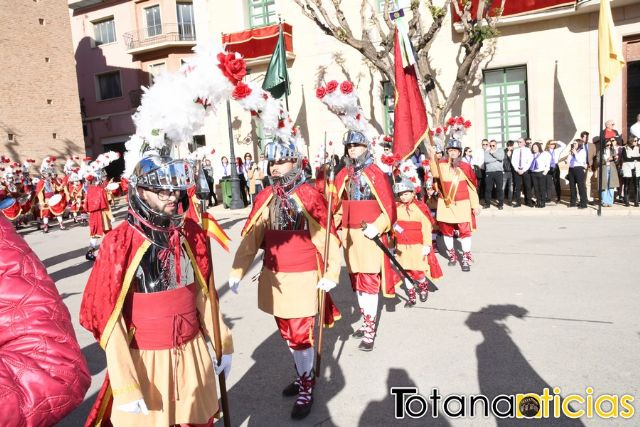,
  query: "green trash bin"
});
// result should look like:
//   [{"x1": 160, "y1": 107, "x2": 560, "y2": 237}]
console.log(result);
[{"x1": 220, "y1": 178, "x2": 233, "y2": 209}]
